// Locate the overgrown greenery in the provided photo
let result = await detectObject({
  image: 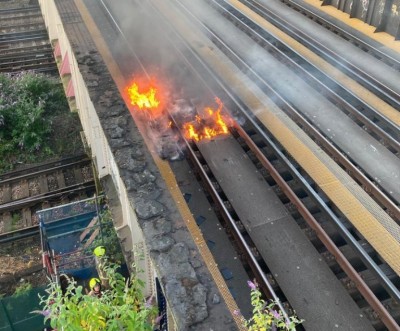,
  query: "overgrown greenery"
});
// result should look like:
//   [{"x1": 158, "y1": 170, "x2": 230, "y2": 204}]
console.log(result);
[
  {"x1": 13, "y1": 281, "x2": 33, "y2": 297},
  {"x1": 238, "y1": 281, "x2": 303, "y2": 331},
  {"x1": 95, "y1": 209, "x2": 125, "y2": 265},
  {"x1": 0, "y1": 72, "x2": 82, "y2": 173},
  {"x1": 40, "y1": 261, "x2": 158, "y2": 331}
]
